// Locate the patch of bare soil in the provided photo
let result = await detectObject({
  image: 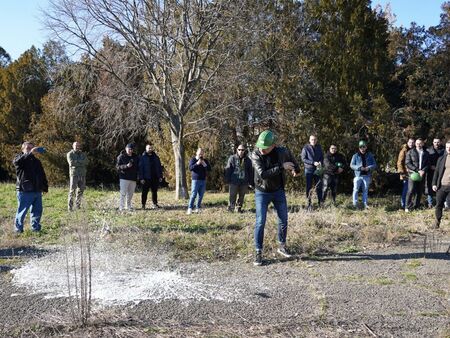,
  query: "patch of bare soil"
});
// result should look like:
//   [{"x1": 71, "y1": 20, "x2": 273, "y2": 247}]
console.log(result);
[{"x1": 0, "y1": 234, "x2": 449, "y2": 337}]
